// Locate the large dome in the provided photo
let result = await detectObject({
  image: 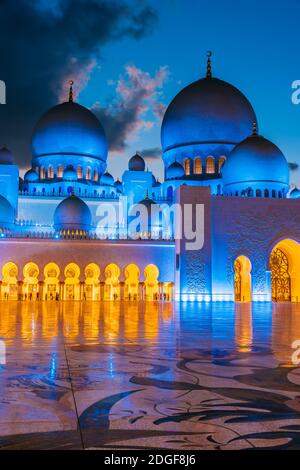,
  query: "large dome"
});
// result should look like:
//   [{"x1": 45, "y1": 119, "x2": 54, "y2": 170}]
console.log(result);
[
  {"x1": 31, "y1": 101, "x2": 108, "y2": 163},
  {"x1": 53, "y1": 195, "x2": 92, "y2": 231},
  {"x1": 161, "y1": 76, "x2": 256, "y2": 168},
  {"x1": 222, "y1": 133, "x2": 290, "y2": 196}
]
